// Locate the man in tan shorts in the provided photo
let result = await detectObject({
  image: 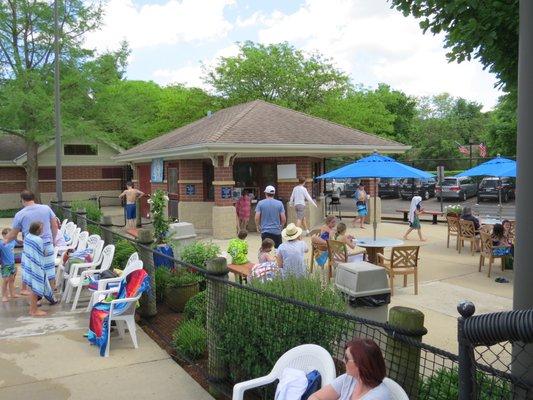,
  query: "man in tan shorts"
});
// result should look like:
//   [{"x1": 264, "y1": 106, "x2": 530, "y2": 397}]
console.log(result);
[
  {"x1": 119, "y1": 182, "x2": 145, "y2": 229},
  {"x1": 289, "y1": 177, "x2": 317, "y2": 235}
]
